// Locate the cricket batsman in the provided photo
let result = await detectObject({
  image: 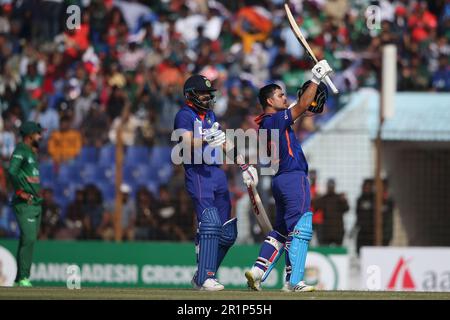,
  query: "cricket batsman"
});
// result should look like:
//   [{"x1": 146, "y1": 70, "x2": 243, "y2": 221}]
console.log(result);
[
  {"x1": 174, "y1": 74, "x2": 257, "y2": 291},
  {"x1": 244, "y1": 60, "x2": 332, "y2": 292},
  {"x1": 8, "y1": 121, "x2": 44, "y2": 287}
]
